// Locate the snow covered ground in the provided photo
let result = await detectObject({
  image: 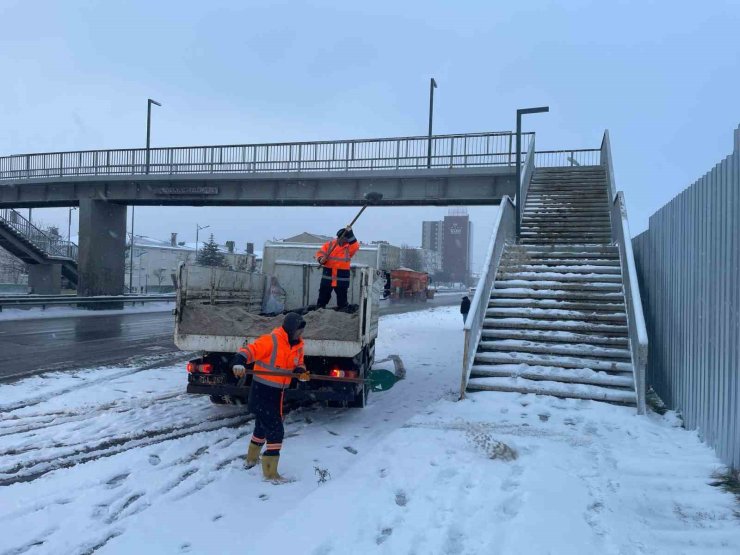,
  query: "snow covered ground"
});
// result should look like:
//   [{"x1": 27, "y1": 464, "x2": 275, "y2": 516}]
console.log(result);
[
  {"x1": 0, "y1": 301, "x2": 175, "y2": 322},
  {"x1": 0, "y1": 306, "x2": 738, "y2": 554}
]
